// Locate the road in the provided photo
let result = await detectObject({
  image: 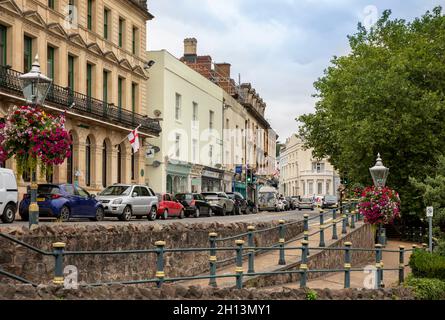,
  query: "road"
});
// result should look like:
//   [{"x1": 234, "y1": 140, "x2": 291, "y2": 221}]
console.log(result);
[{"x1": 0, "y1": 209, "x2": 320, "y2": 228}]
